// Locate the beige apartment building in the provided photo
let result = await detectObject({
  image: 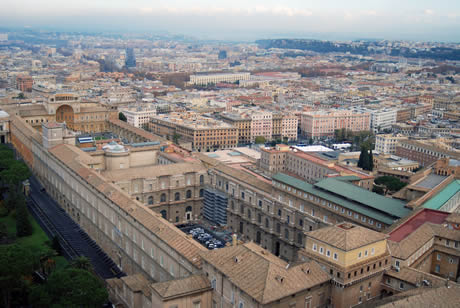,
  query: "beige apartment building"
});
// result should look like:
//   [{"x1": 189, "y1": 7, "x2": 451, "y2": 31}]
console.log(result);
[
  {"x1": 300, "y1": 110, "x2": 370, "y2": 139},
  {"x1": 299, "y1": 223, "x2": 392, "y2": 308},
  {"x1": 221, "y1": 111, "x2": 298, "y2": 144},
  {"x1": 260, "y1": 145, "x2": 374, "y2": 189},
  {"x1": 149, "y1": 112, "x2": 238, "y2": 151},
  {"x1": 375, "y1": 134, "x2": 408, "y2": 154}
]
